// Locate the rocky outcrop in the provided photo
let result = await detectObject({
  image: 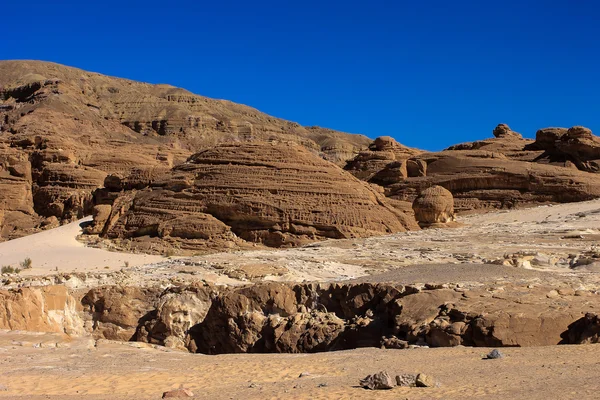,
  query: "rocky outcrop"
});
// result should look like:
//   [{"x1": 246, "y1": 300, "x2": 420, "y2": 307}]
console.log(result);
[
  {"x1": 81, "y1": 286, "x2": 162, "y2": 341},
  {"x1": 492, "y1": 123, "x2": 522, "y2": 139},
  {"x1": 344, "y1": 136, "x2": 422, "y2": 184},
  {"x1": 0, "y1": 286, "x2": 84, "y2": 335},
  {"x1": 80, "y1": 282, "x2": 597, "y2": 354},
  {"x1": 340, "y1": 124, "x2": 600, "y2": 212},
  {"x1": 527, "y1": 126, "x2": 600, "y2": 173},
  {"x1": 0, "y1": 60, "x2": 370, "y2": 240},
  {"x1": 88, "y1": 142, "x2": 418, "y2": 253},
  {"x1": 342, "y1": 125, "x2": 600, "y2": 212},
  {"x1": 412, "y1": 186, "x2": 455, "y2": 226},
  {"x1": 0, "y1": 280, "x2": 594, "y2": 352},
  {"x1": 562, "y1": 313, "x2": 600, "y2": 344},
  {"x1": 389, "y1": 151, "x2": 600, "y2": 211}
]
